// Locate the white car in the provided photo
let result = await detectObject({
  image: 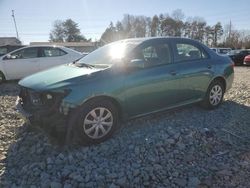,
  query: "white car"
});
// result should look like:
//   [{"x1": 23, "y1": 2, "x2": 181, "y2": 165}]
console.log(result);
[{"x1": 0, "y1": 45, "x2": 83, "y2": 83}]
